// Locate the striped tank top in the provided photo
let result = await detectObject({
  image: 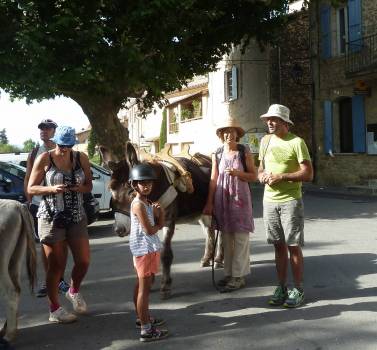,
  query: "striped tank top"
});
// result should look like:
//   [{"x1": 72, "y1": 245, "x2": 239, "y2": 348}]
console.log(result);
[{"x1": 129, "y1": 198, "x2": 162, "y2": 257}]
